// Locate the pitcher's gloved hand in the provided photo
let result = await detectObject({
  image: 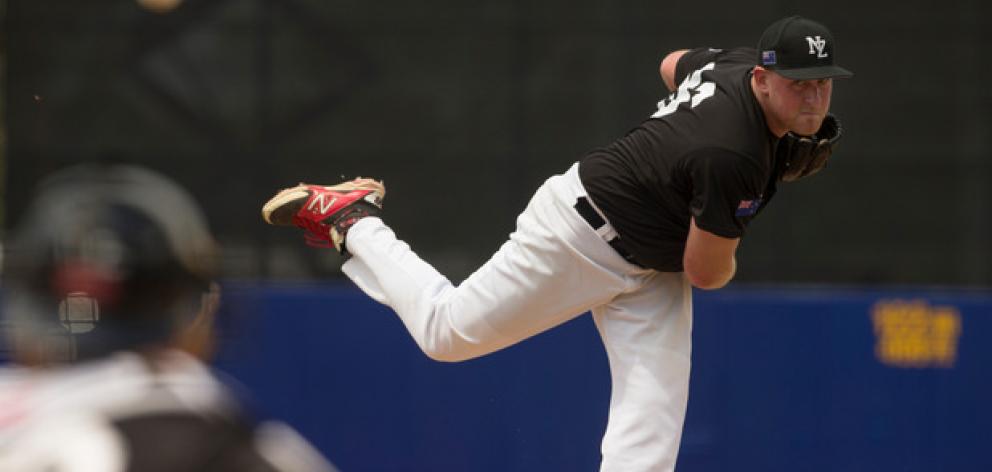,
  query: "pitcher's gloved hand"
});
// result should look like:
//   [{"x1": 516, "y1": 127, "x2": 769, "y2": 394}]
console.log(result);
[{"x1": 776, "y1": 113, "x2": 843, "y2": 182}]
